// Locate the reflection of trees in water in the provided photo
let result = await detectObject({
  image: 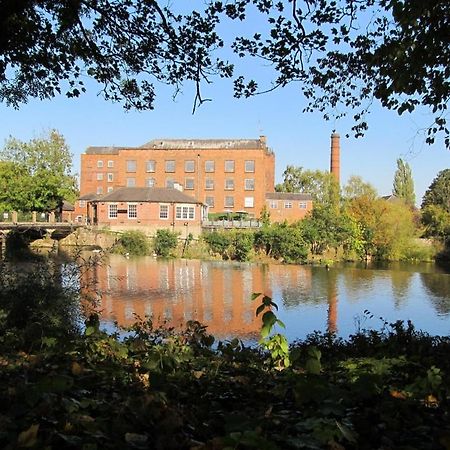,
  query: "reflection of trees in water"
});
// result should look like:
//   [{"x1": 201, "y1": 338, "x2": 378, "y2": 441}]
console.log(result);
[
  {"x1": 341, "y1": 268, "x2": 378, "y2": 303},
  {"x1": 420, "y1": 273, "x2": 450, "y2": 316},
  {"x1": 390, "y1": 270, "x2": 414, "y2": 308}
]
